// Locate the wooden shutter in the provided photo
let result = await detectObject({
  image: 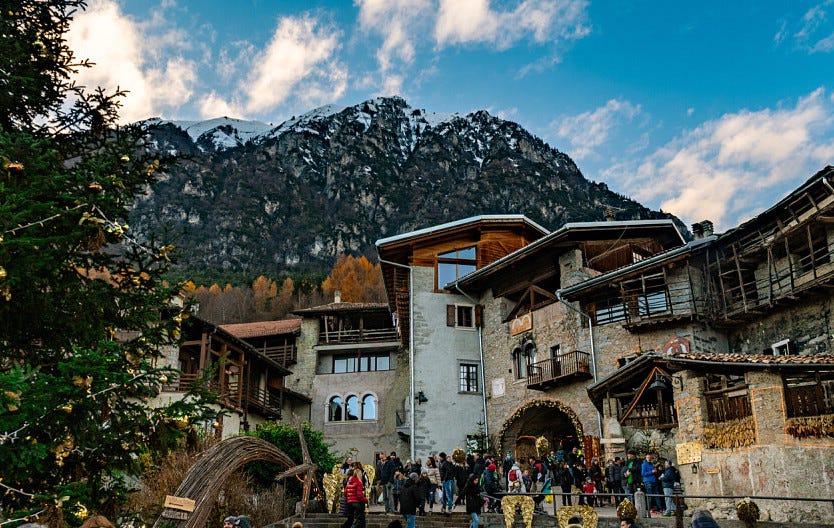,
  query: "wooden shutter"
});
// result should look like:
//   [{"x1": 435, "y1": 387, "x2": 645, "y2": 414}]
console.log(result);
[
  {"x1": 447, "y1": 305, "x2": 456, "y2": 326},
  {"x1": 474, "y1": 305, "x2": 483, "y2": 328}
]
